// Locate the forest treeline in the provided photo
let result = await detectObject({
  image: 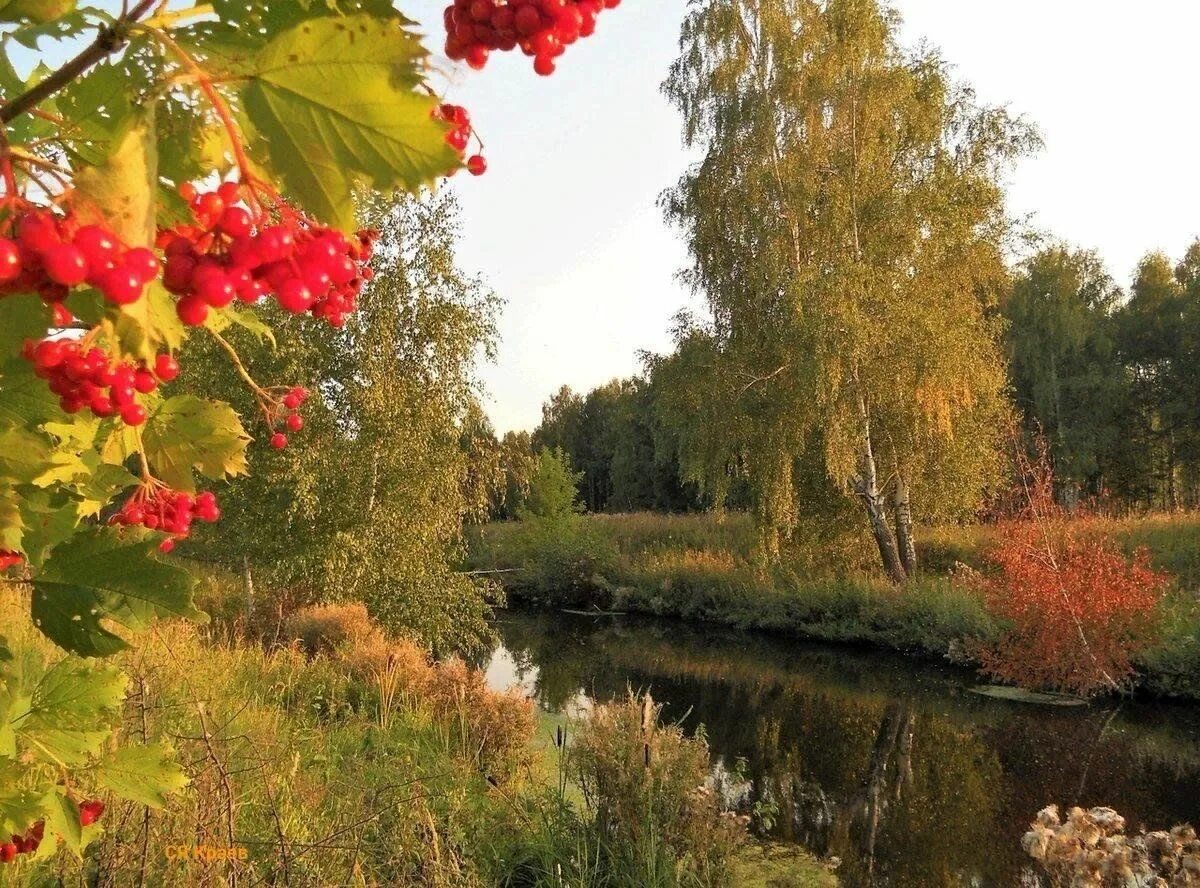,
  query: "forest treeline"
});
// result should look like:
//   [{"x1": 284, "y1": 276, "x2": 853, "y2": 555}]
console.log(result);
[{"x1": 469, "y1": 241, "x2": 1200, "y2": 522}]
